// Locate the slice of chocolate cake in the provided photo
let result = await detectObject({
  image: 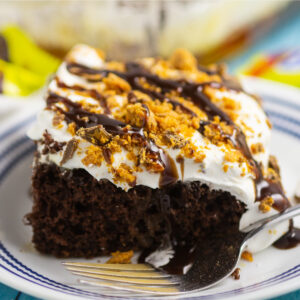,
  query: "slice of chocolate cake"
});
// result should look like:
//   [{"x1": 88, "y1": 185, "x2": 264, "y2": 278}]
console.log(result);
[{"x1": 27, "y1": 45, "x2": 291, "y2": 268}]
